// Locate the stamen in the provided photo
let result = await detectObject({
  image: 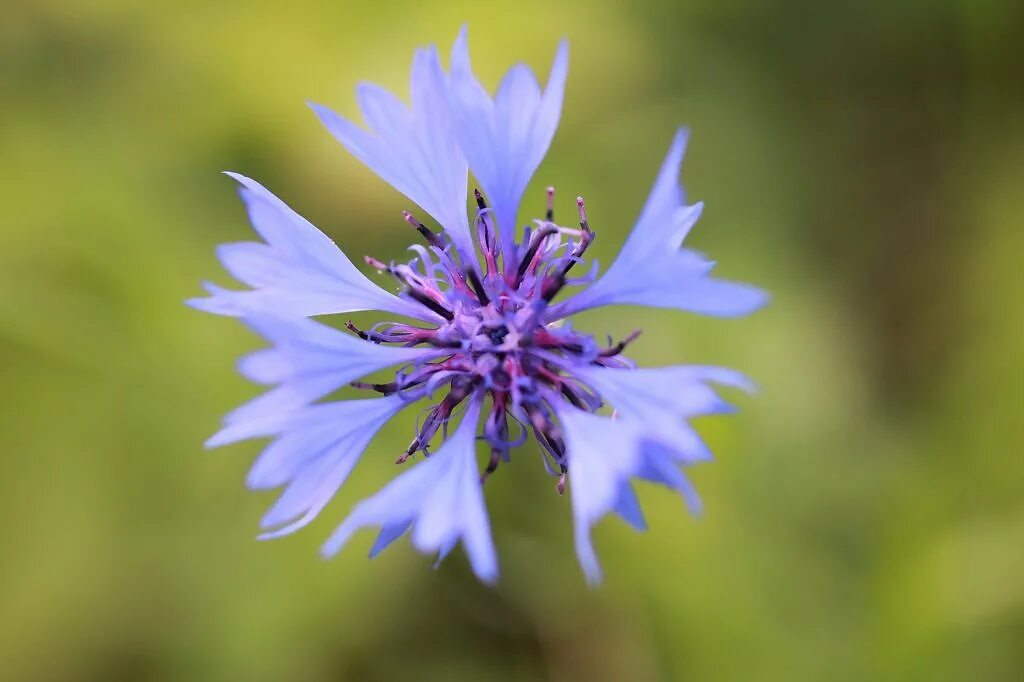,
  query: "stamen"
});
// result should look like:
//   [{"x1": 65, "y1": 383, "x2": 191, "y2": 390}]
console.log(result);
[
  {"x1": 397, "y1": 378, "x2": 477, "y2": 462},
  {"x1": 351, "y1": 380, "x2": 399, "y2": 394},
  {"x1": 535, "y1": 363, "x2": 588, "y2": 409},
  {"x1": 481, "y1": 448, "x2": 502, "y2": 483},
  {"x1": 576, "y1": 195, "x2": 590, "y2": 231},
  {"x1": 523, "y1": 403, "x2": 565, "y2": 464},
  {"x1": 545, "y1": 186, "x2": 555, "y2": 221},
  {"x1": 474, "y1": 189, "x2": 500, "y2": 276},
  {"x1": 403, "y1": 210, "x2": 443, "y2": 249},
  {"x1": 467, "y1": 269, "x2": 490, "y2": 306},
  {"x1": 599, "y1": 329, "x2": 642, "y2": 357},
  {"x1": 515, "y1": 225, "x2": 559, "y2": 286},
  {"x1": 363, "y1": 255, "x2": 391, "y2": 273},
  {"x1": 540, "y1": 272, "x2": 566, "y2": 302},
  {"x1": 559, "y1": 383, "x2": 586, "y2": 408},
  {"x1": 406, "y1": 289, "x2": 455, "y2": 321},
  {"x1": 532, "y1": 328, "x2": 585, "y2": 353},
  {"x1": 538, "y1": 198, "x2": 596, "y2": 301},
  {"x1": 346, "y1": 320, "x2": 382, "y2": 343}
]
